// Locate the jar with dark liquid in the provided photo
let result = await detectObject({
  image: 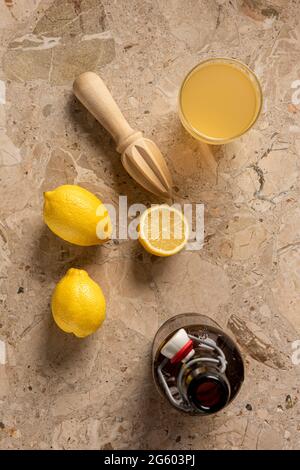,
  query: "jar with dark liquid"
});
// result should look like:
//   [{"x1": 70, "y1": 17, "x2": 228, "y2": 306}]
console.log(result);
[{"x1": 152, "y1": 313, "x2": 244, "y2": 415}]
